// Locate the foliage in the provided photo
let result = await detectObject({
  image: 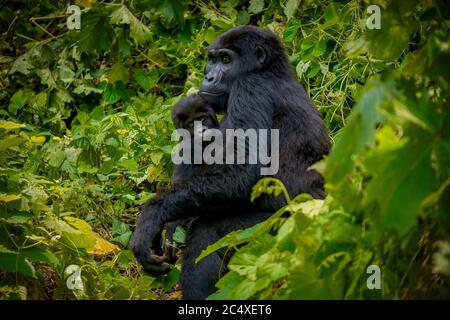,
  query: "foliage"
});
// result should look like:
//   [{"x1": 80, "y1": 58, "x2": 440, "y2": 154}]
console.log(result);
[{"x1": 0, "y1": 0, "x2": 448, "y2": 299}]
